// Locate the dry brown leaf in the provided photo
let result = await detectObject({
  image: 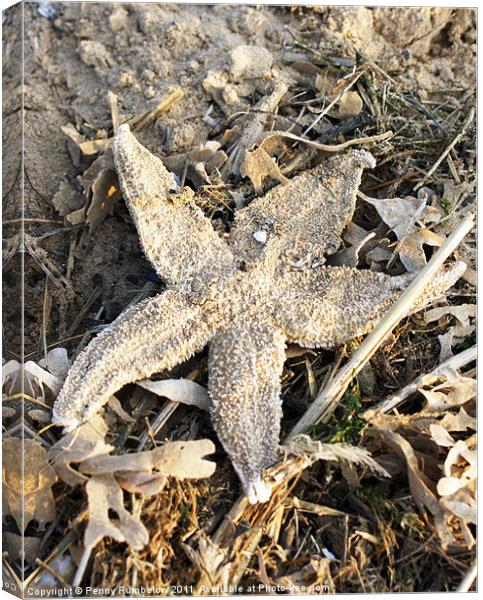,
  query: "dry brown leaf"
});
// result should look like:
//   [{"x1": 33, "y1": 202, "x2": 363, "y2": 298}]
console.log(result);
[
  {"x1": 328, "y1": 231, "x2": 375, "y2": 267},
  {"x1": 426, "y1": 305, "x2": 476, "y2": 361},
  {"x1": 3, "y1": 438, "x2": 57, "y2": 531},
  {"x1": 443, "y1": 438, "x2": 476, "y2": 479},
  {"x1": 336, "y1": 90, "x2": 363, "y2": 118},
  {"x1": 361, "y1": 195, "x2": 426, "y2": 240},
  {"x1": 136, "y1": 378, "x2": 211, "y2": 411},
  {"x1": 314, "y1": 68, "x2": 338, "y2": 94},
  {"x1": 117, "y1": 472, "x2": 167, "y2": 496},
  {"x1": 60, "y1": 123, "x2": 86, "y2": 146},
  {"x1": 275, "y1": 557, "x2": 334, "y2": 593},
  {"x1": 365, "y1": 237, "x2": 393, "y2": 266},
  {"x1": 78, "y1": 138, "x2": 113, "y2": 155},
  {"x1": 106, "y1": 395, "x2": 135, "y2": 422},
  {"x1": 429, "y1": 424, "x2": 455, "y2": 447},
  {"x1": 369, "y1": 429, "x2": 453, "y2": 547},
  {"x1": 439, "y1": 407, "x2": 475, "y2": 432},
  {"x1": 84, "y1": 473, "x2": 149, "y2": 550},
  {"x1": 437, "y1": 328, "x2": 455, "y2": 361},
  {"x1": 52, "y1": 179, "x2": 85, "y2": 217},
  {"x1": 163, "y1": 143, "x2": 228, "y2": 188},
  {"x1": 240, "y1": 146, "x2": 289, "y2": 195},
  {"x1": 65, "y1": 207, "x2": 87, "y2": 225},
  {"x1": 49, "y1": 414, "x2": 114, "y2": 486},
  {"x1": 28, "y1": 408, "x2": 51, "y2": 423},
  {"x1": 80, "y1": 439, "x2": 216, "y2": 480},
  {"x1": 86, "y1": 168, "x2": 122, "y2": 230},
  {"x1": 419, "y1": 368, "x2": 476, "y2": 412},
  {"x1": 4, "y1": 359, "x2": 65, "y2": 399},
  {"x1": 396, "y1": 229, "x2": 444, "y2": 272},
  {"x1": 424, "y1": 304, "x2": 476, "y2": 332}
]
